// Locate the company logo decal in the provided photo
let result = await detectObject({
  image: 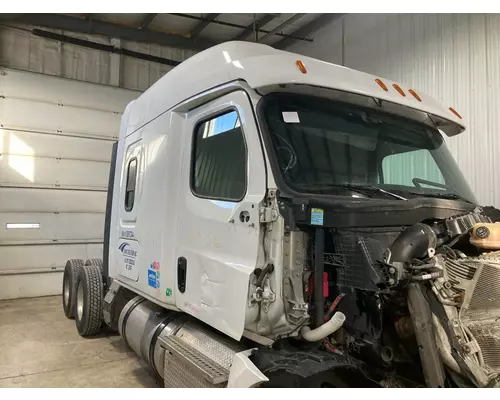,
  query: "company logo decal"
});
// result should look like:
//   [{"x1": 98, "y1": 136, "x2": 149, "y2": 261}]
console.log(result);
[{"x1": 119, "y1": 242, "x2": 137, "y2": 272}]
